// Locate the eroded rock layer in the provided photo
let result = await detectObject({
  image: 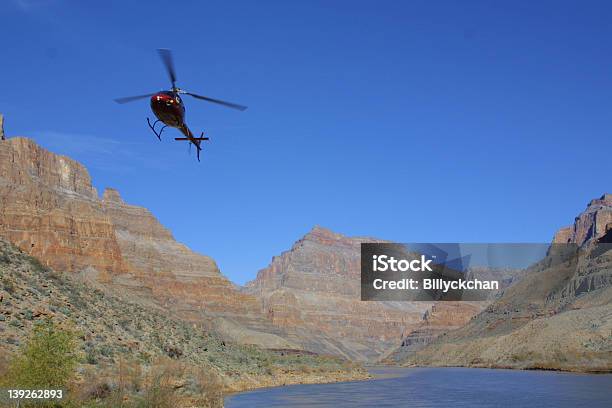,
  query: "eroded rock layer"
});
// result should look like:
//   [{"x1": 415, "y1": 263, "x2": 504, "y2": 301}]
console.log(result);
[{"x1": 0, "y1": 138, "x2": 124, "y2": 277}]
